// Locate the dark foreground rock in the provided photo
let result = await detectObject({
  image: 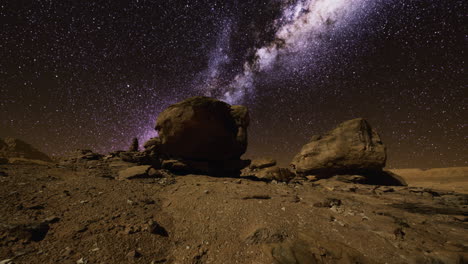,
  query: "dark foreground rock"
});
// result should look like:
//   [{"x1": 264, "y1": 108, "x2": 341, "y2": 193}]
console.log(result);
[
  {"x1": 143, "y1": 96, "x2": 250, "y2": 175},
  {"x1": 153, "y1": 96, "x2": 249, "y2": 161}
]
